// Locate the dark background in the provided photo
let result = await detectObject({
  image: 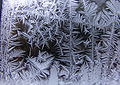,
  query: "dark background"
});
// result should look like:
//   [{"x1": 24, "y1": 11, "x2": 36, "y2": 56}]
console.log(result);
[{"x1": 0, "y1": 0, "x2": 2, "y2": 24}]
